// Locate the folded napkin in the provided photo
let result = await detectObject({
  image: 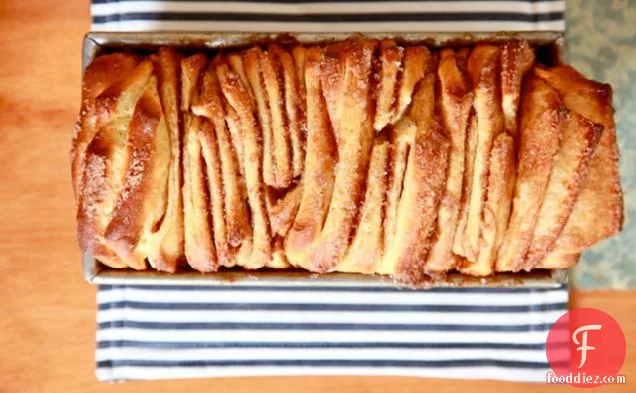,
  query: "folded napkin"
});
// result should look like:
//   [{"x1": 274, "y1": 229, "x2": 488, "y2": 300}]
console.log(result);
[{"x1": 91, "y1": 0, "x2": 567, "y2": 383}]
